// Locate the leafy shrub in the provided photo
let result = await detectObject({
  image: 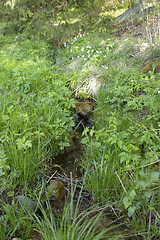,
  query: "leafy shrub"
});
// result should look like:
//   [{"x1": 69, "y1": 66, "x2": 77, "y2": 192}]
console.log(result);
[{"x1": 0, "y1": 36, "x2": 75, "y2": 185}]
